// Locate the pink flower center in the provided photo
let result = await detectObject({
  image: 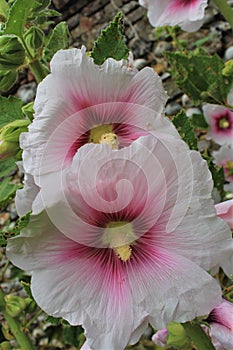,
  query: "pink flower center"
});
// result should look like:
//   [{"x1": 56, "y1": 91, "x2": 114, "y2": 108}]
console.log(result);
[
  {"x1": 215, "y1": 111, "x2": 232, "y2": 131},
  {"x1": 172, "y1": 0, "x2": 198, "y2": 8}
]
